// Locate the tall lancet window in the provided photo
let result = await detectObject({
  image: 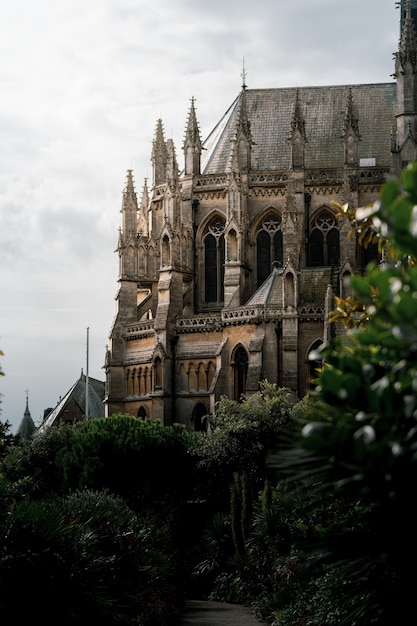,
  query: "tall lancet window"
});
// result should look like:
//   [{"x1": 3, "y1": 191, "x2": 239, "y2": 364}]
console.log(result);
[
  {"x1": 256, "y1": 213, "x2": 283, "y2": 287},
  {"x1": 204, "y1": 217, "x2": 225, "y2": 303},
  {"x1": 309, "y1": 211, "x2": 340, "y2": 266},
  {"x1": 233, "y1": 346, "x2": 248, "y2": 402}
]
